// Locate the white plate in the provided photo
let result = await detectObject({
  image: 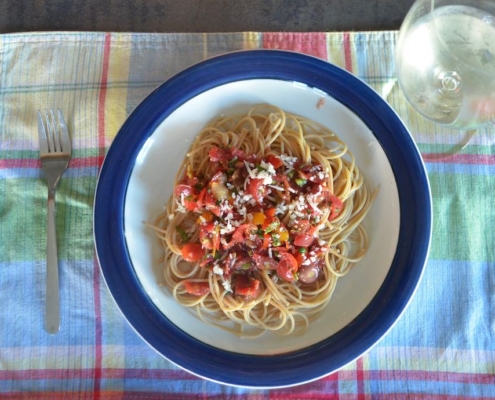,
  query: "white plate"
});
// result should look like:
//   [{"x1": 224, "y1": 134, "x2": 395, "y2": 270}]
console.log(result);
[
  {"x1": 125, "y1": 79, "x2": 400, "y2": 355},
  {"x1": 94, "y1": 50, "x2": 431, "y2": 388}
]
